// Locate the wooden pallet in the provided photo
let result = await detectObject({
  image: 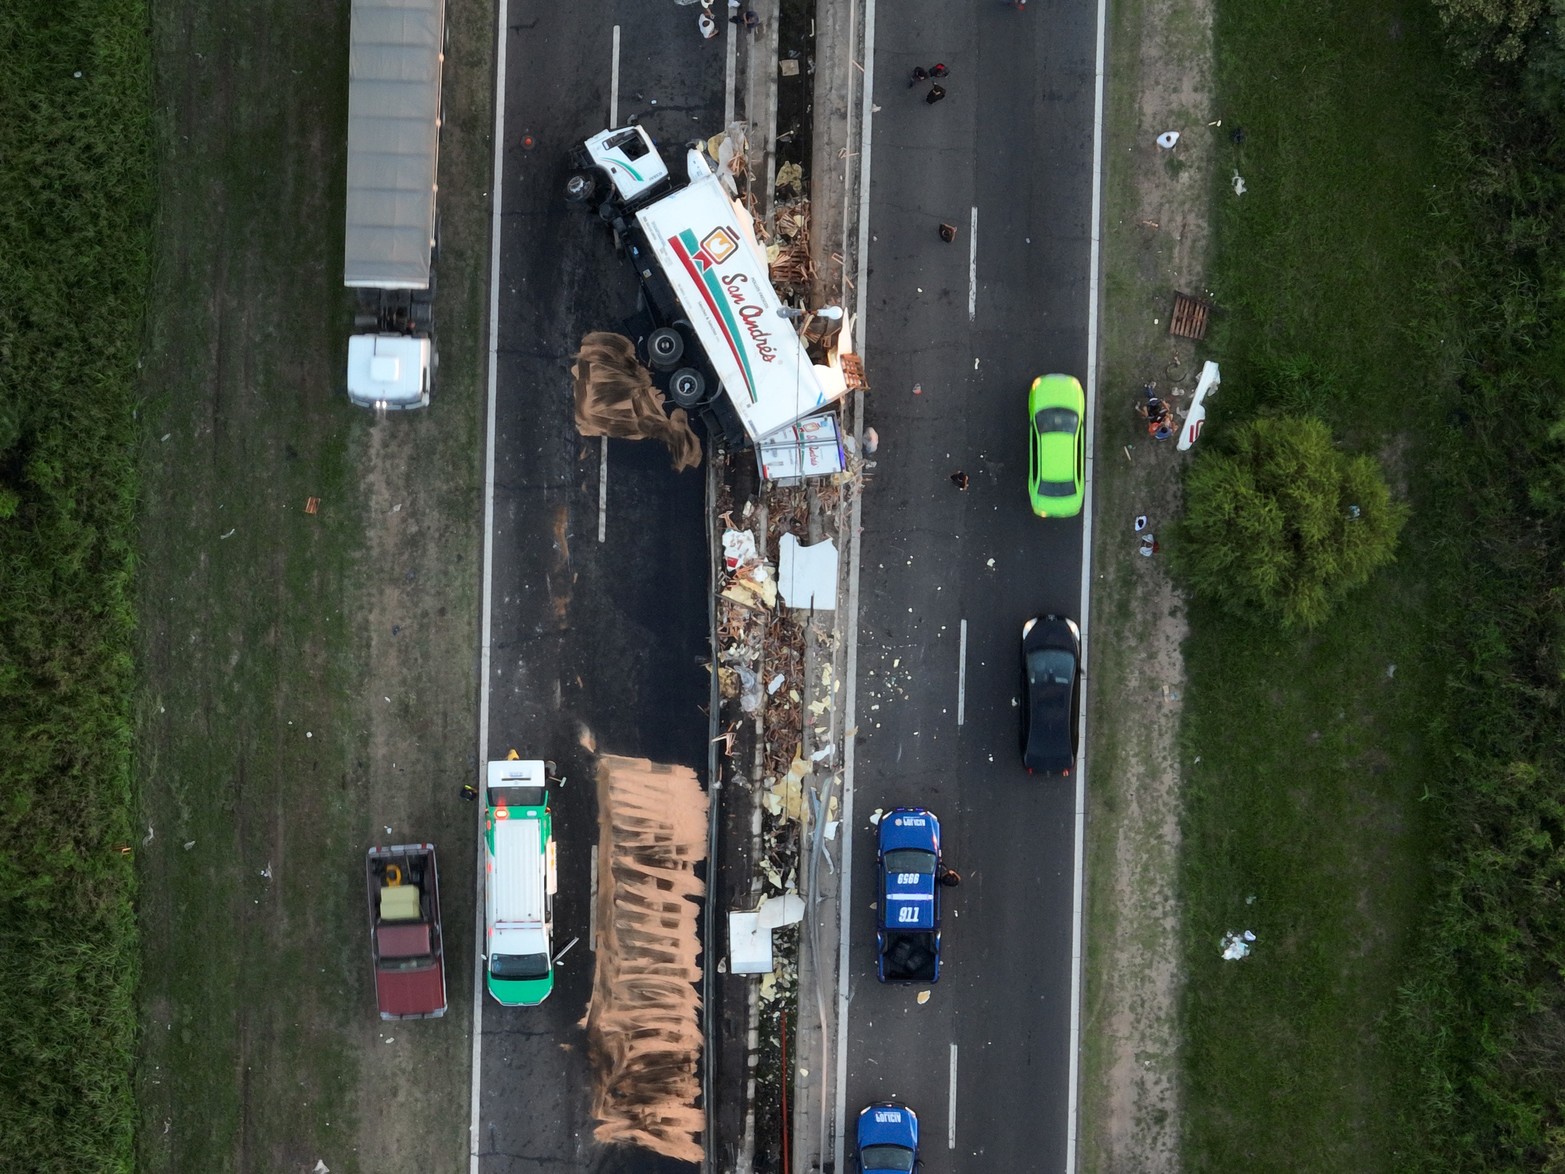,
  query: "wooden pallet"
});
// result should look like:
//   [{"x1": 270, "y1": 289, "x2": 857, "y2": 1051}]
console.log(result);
[
  {"x1": 839, "y1": 352, "x2": 868, "y2": 390},
  {"x1": 1169, "y1": 292, "x2": 1213, "y2": 341}
]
